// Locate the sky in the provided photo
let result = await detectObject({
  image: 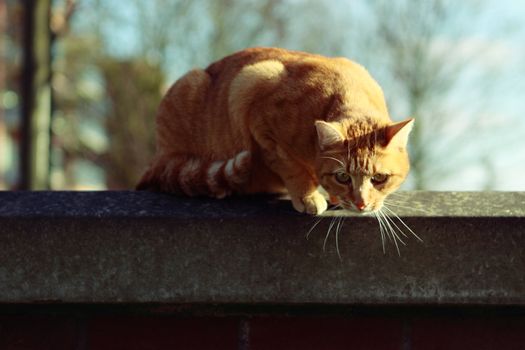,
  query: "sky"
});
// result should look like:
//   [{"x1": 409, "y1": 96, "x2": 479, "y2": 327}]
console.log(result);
[{"x1": 466, "y1": 0, "x2": 525, "y2": 190}]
